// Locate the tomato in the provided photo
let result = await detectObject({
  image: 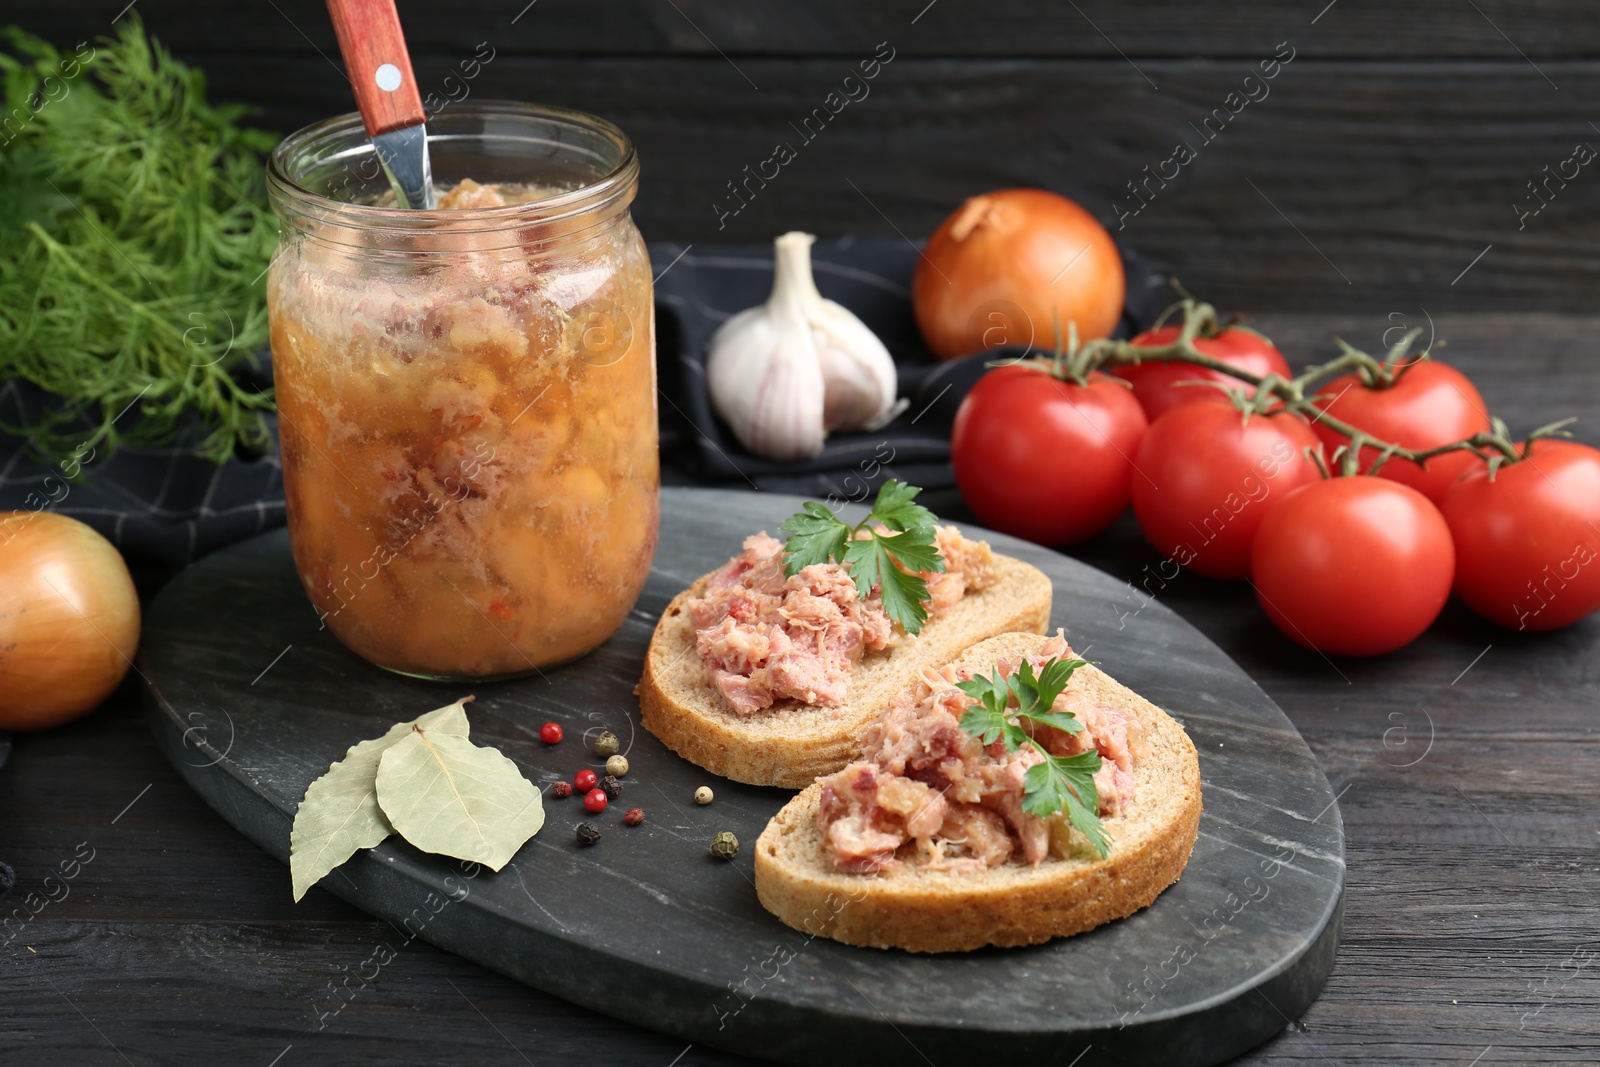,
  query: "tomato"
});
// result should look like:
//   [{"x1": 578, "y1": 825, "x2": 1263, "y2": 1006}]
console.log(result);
[
  {"x1": 1440, "y1": 439, "x2": 1600, "y2": 631},
  {"x1": 1112, "y1": 325, "x2": 1292, "y2": 423},
  {"x1": 1250, "y1": 477, "x2": 1454, "y2": 656},
  {"x1": 1130, "y1": 399, "x2": 1323, "y2": 579},
  {"x1": 952, "y1": 363, "x2": 1148, "y2": 545},
  {"x1": 1311, "y1": 360, "x2": 1491, "y2": 503}
]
